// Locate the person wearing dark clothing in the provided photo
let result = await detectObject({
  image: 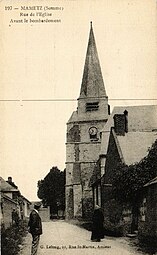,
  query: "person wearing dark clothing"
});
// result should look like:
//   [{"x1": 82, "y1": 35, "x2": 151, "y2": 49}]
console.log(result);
[
  {"x1": 91, "y1": 205, "x2": 104, "y2": 242},
  {"x1": 28, "y1": 202, "x2": 42, "y2": 255}
]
